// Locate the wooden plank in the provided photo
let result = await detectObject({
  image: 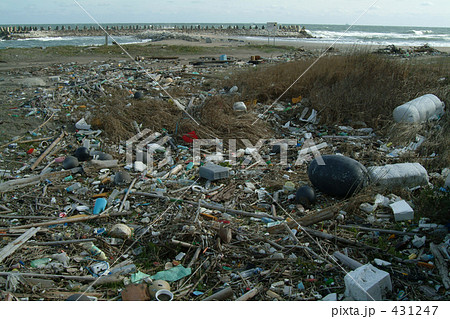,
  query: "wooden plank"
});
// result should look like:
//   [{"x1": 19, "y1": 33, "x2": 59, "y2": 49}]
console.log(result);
[{"x1": 0, "y1": 227, "x2": 40, "y2": 263}]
